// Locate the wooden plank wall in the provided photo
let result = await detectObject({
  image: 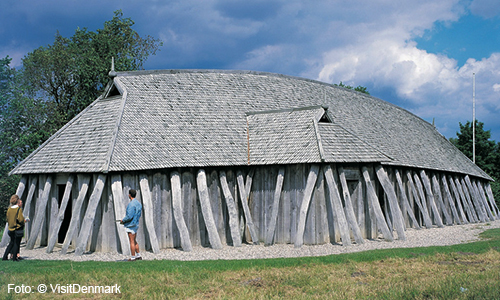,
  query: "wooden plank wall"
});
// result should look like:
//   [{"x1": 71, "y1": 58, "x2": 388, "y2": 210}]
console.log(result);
[{"x1": 4, "y1": 164, "x2": 498, "y2": 255}]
